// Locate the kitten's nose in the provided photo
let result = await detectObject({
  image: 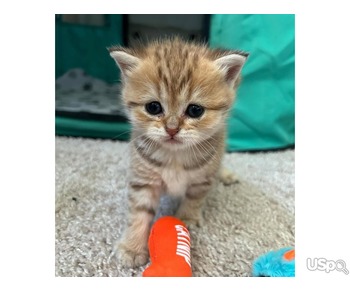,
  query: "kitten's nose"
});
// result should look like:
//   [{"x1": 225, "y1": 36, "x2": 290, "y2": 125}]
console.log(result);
[{"x1": 165, "y1": 127, "x2": 179, "y2": 137}]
